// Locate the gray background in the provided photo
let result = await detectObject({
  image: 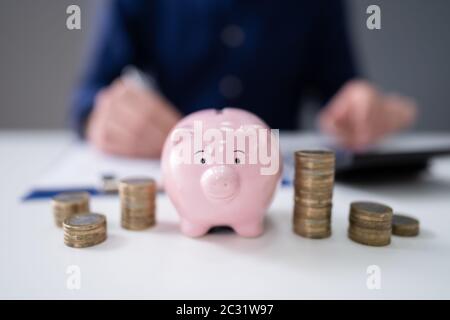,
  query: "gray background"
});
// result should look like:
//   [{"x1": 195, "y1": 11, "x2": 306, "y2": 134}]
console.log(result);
[{"x1": 0, "y1": 0, "x2": 449, "y2": 131}]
